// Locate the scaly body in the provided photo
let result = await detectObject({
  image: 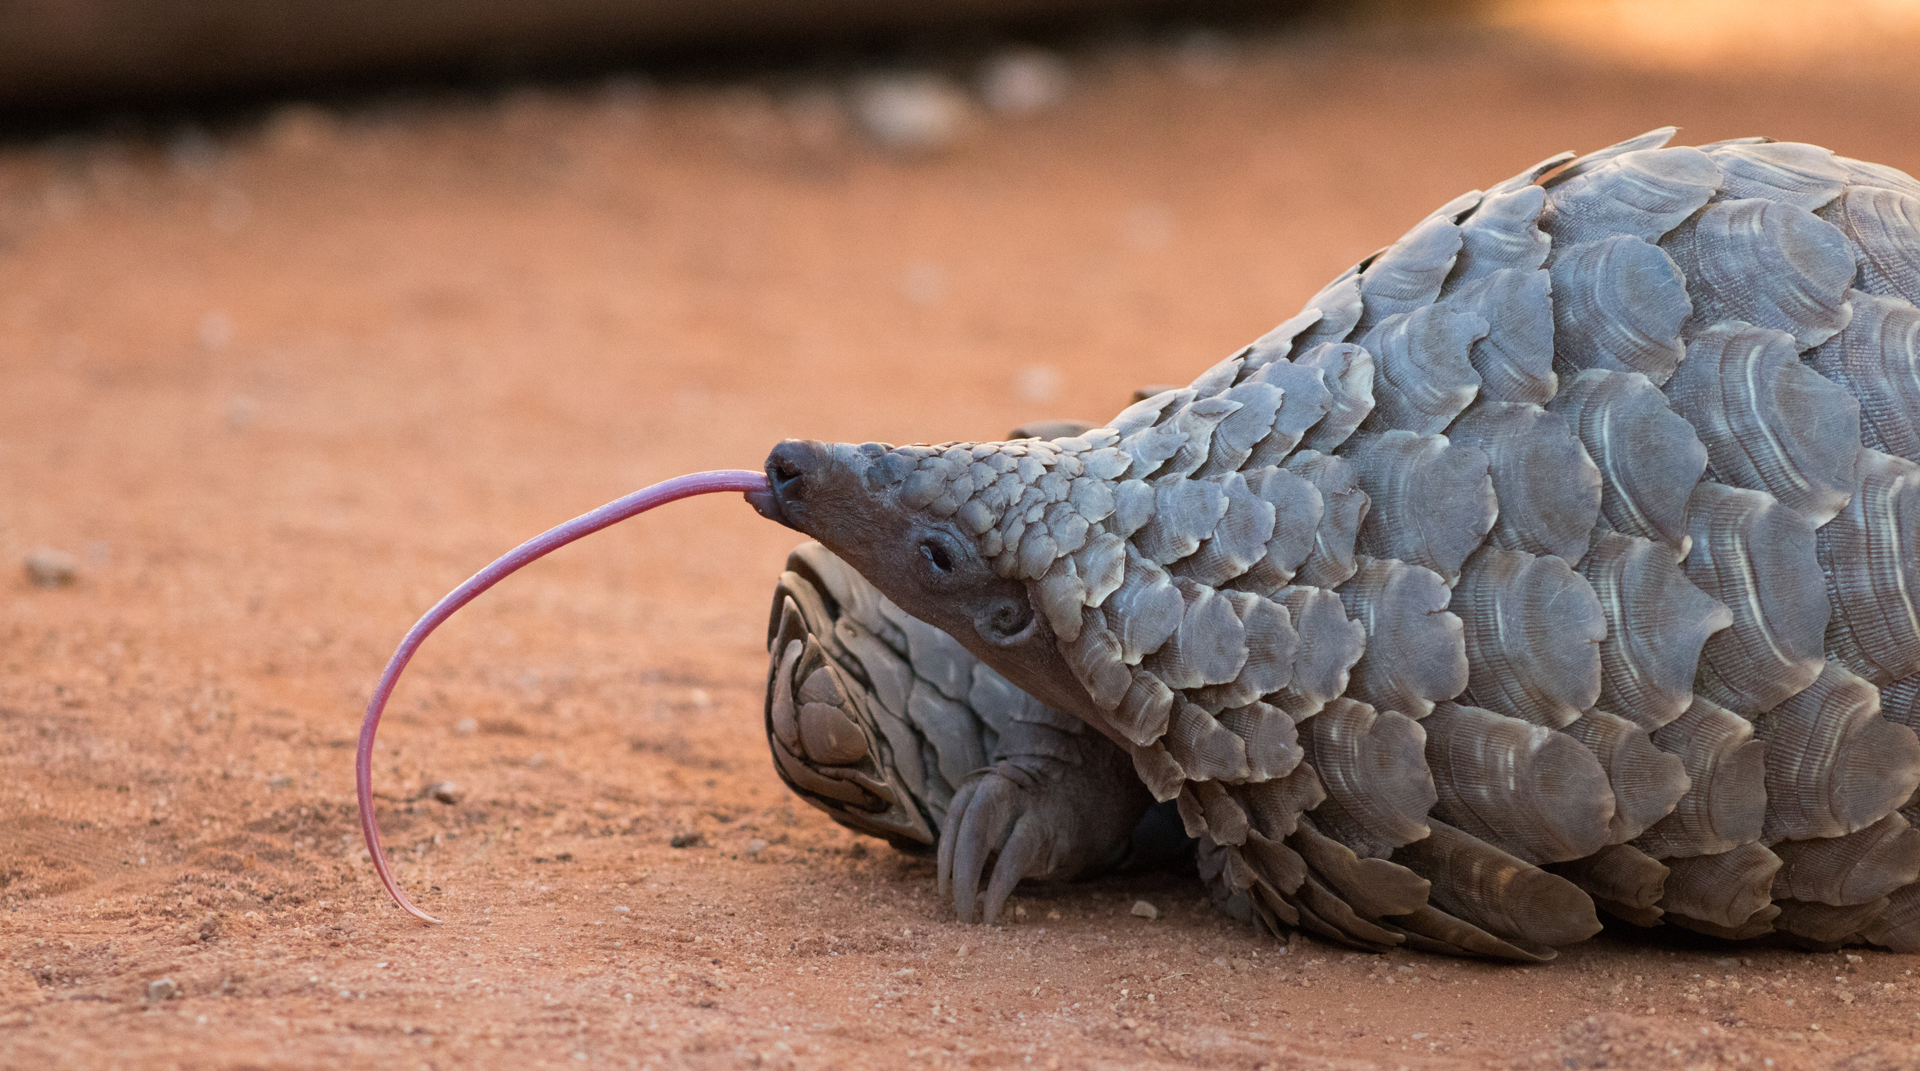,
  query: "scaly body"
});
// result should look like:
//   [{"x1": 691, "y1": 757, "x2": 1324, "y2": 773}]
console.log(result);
[{"x1": 754, "y1": 128, "x2": 1920, "y2": 961}]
